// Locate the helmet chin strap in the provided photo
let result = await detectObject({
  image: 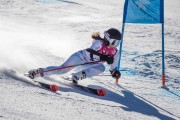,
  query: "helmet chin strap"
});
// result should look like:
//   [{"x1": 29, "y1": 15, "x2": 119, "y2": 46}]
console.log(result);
[
  {"x1": 109, "y1": 44, "x2": 117, "y2": 48},
  {"x1": 104, "y1": 39, "x2": 110, "y2": 46}
]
